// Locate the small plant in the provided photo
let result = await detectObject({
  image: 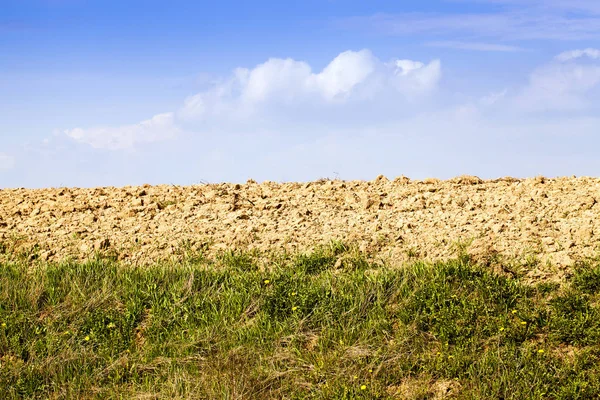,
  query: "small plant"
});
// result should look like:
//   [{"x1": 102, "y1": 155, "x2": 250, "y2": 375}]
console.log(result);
[
  {"x1": 156, "y1": 199, "x2": 177, "y2": 210},
  {"x1": 450, "y1": 238, "x2": 474, "y2": 260},
  {"x1": 572, "y1": 262, "x2": 600, "y2": 293},
  {"x1": 406, "y1": 246, "x2": 420, "y2": 258}
]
